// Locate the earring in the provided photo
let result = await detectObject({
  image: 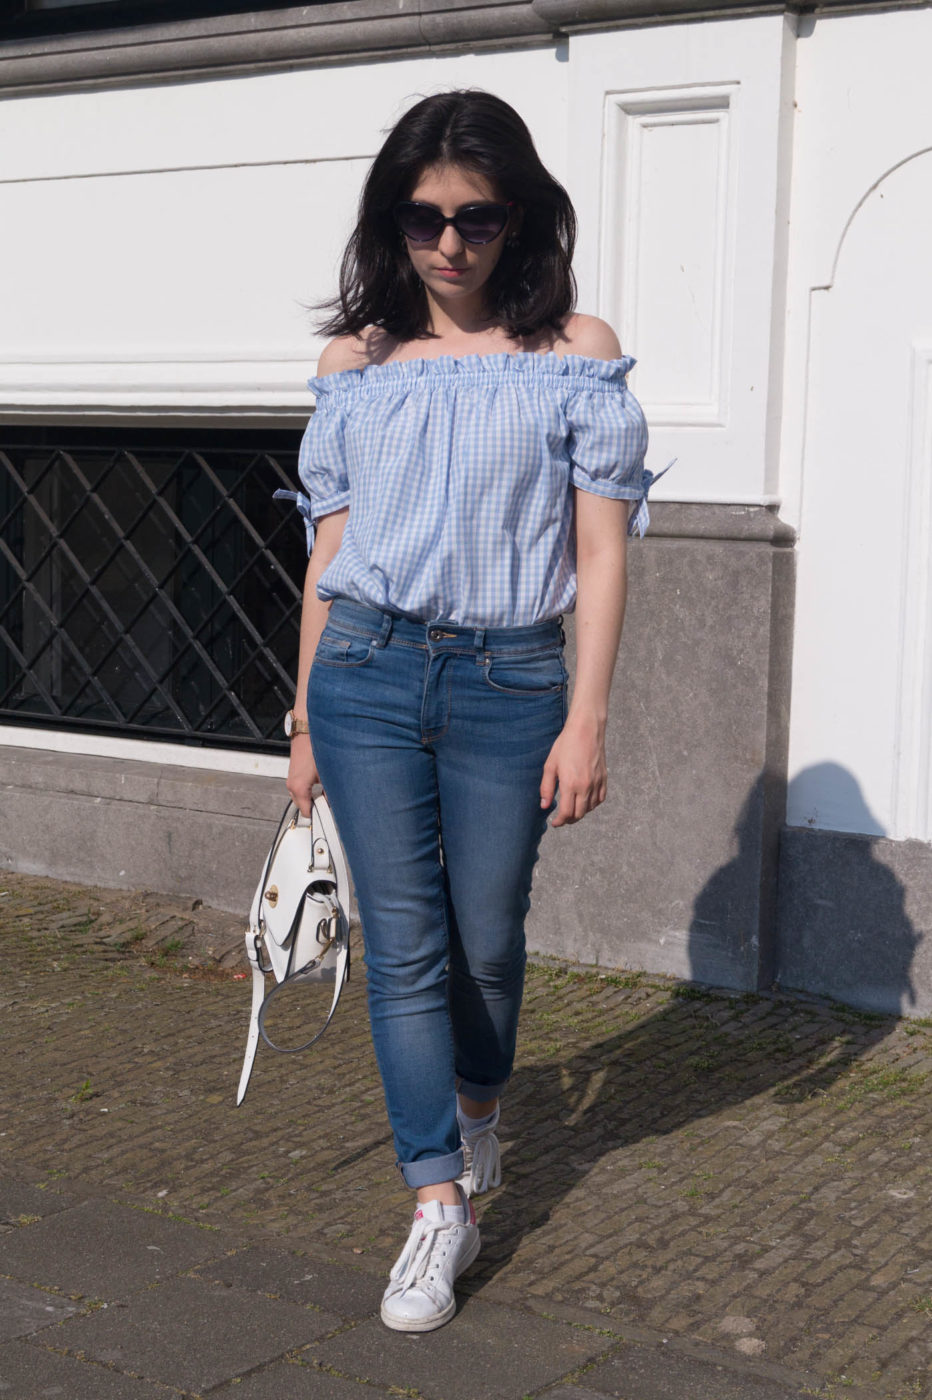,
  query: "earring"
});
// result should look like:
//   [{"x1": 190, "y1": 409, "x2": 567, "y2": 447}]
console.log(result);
[{"x1": 507, "y1": 234, "x2": 519, "y2": 248}]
